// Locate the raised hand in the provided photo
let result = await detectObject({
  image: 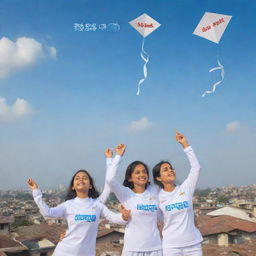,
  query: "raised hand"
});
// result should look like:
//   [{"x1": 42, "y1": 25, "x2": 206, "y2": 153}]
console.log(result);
[
  {"x1": 118, "y1": 204, "x2": 131, "y2": 221},
  {"x1": 105, "y1": 148, "x2": 113, "y2": 158},
  {"x1": 115, "y1": 144, "x2": 126, "y2": 156},
  {"x1": 175, "y1": 131, "x2": 189, "y2": 149},
  {"x1": 27, "y1": 178, "x2": 38, "y2": 190}
]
